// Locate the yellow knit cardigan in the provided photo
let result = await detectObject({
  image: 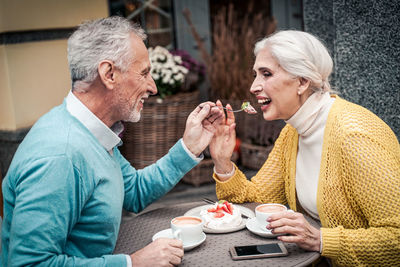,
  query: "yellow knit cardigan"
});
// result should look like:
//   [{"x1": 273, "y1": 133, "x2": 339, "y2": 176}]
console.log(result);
[{"x1": 214, "y1": 96, "x2": 400, "y2": 266}]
